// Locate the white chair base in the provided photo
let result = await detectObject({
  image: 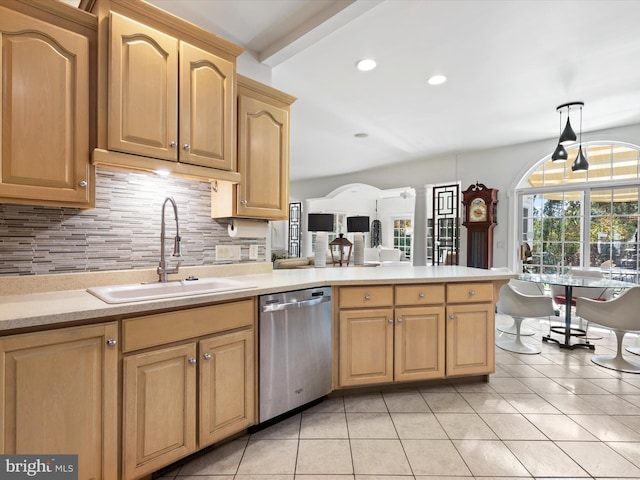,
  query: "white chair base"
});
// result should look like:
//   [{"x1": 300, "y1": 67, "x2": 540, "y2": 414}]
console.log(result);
[
  {"x1": 496, "y1": 337, "x2": 541, "y2": 354},
  {"x1": 626, "y1": 346, "x2": 640, "y2": 356},
  {"x1": 592, "y1": 330, "x2": 640, "y2": 374},
  {"x1": 497, "y1": 322, "x2": 535, "y2": 336}
]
